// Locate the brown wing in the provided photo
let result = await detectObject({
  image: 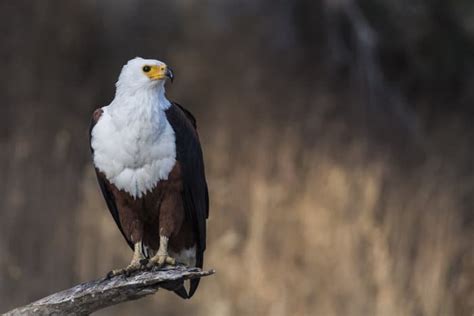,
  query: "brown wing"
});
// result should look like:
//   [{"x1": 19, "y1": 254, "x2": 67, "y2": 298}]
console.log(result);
[
  {"x1": 166, "y1": 103, "x2": 209, "y2": 297},
  {"x1": 89, "y1": 109, "x2": 133, "y2": 250}
]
